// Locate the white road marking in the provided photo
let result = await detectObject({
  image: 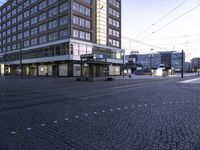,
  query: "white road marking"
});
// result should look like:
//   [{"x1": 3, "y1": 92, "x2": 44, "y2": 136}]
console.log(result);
[
  {"x1": 41, "y1": 124, "x2": 46, "y2": 127},
  {"x1": 124, "y1": 107, "x2": 128, "y2": 109},
  {"x1": 138, "y1": 105, "x2": 141, "y2": 107},
  {"x1": 110, "y1": 109, "x2": 113, "y2": 111},
  {"x1": 11, "y1": 131, "x2": 16, "y2": 134},
  {"x1": 26, "y1": 128, "x2": 32, "y2": 131},
  {"x1": 65, "y1": 118, "x2": 69, "y2": 121},
  {"x1": 131, "y1": 106, "x2": 135, "y2": 108},
  {"x1": 94, "y1": 112, "x2": 97, "y2": 114},
  {"x1": 53, "y1": 120, "x2": 58, "y2": 123},
  {"x1": 75, "y1": 116, "x2": 79, "y2": 118},
  {"x1": 84, "y1": 114, "x2": 88, "y2": 116},
  {"x1": 117, "y1": 108, "x2": 121, "y2": 110},
  {"x1": 144, "y1": 104, "x2": 147, "y2": 106},
  {"x1": 102, "y1": 110, "x2": 105, "y2": 113},
  {"x1": 178, "y1": 78, "x2": 200, "y2": 84}
]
